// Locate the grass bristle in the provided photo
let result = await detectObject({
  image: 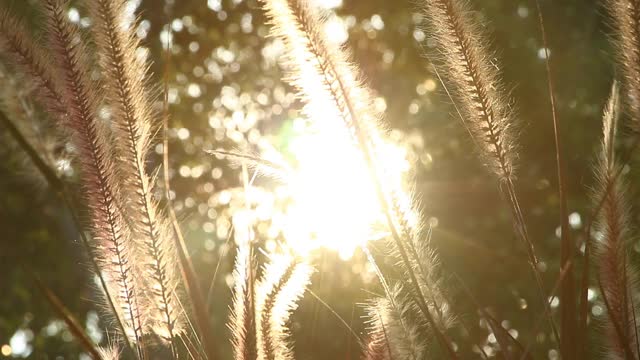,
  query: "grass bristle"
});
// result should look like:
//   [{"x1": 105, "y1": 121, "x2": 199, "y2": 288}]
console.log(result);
[
  {"x1": 606, "y1": 0, "x2": 640, "y2": 127},
  {"x1": 255, "y1": 253, "x2": 312, "y2": 360},
  {"x1": 43, "y1": 0, "x2": 146, "y2": 346},
  {"x1": 229, "y1": 244, "x2": 258, "y2": 360},
  {"x1": 0, "y1": 7, "x2": 64, "y2": 117},
  {"x1": 420, "y1": 0, "x2": 515, "y2": 180},
  {"x1": 88, "y1": 0, "x2": 184, "y2": 342},
  {"x1": 595, "y1": 82, "x2": 640, "y2": 359}
]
